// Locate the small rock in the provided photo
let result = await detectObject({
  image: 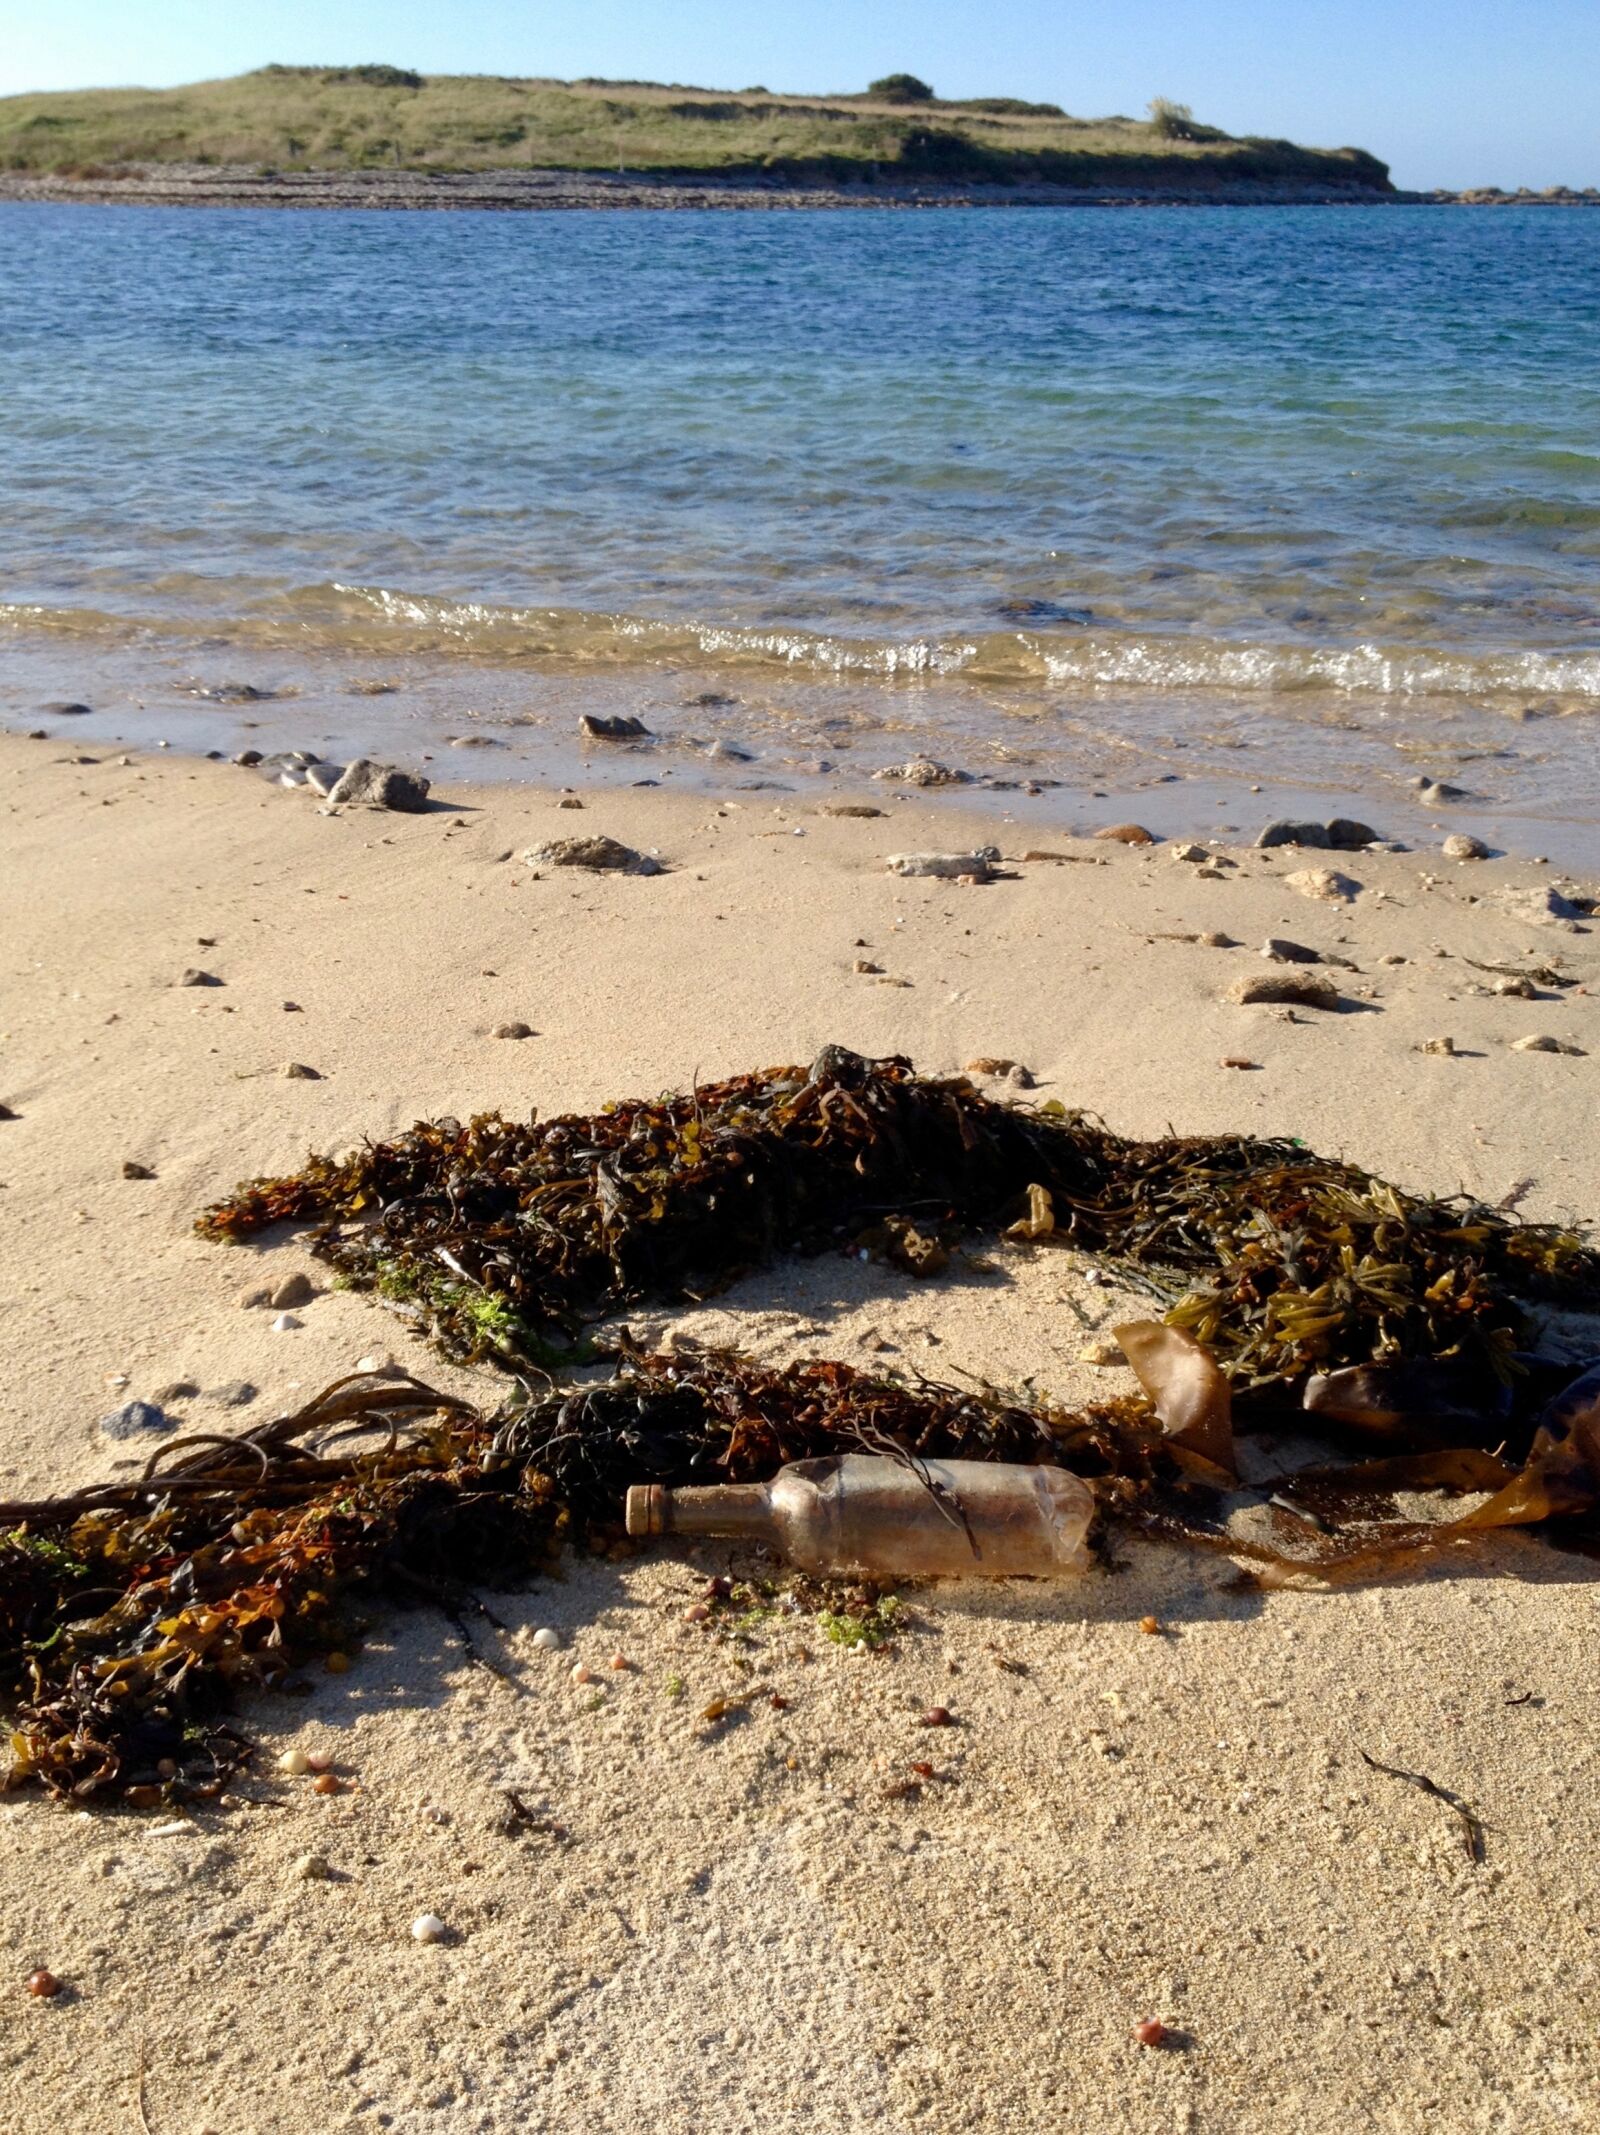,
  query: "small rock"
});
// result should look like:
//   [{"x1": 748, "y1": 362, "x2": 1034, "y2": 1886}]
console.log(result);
[
  {"x1": 1285, "y1": 868, "x2": 1359, "y2": 902},
  {"x1": 26, "y1": 1969, "x2": 63, "y2": 1998},
  {"x1": 271, "y1": 1312, "x2": 302, "y2": 1333},
  {"x1": 1417, "y1": 779, "x2": 1468, "y2": 803},
  {"x1": 919, "y1": 1708, "x2": 955, "y2": 1728},
  {"x1": 531, "y1": 1627, "x2": 563, "y2": 1652},
  {"x1": 1325, "y1": 818, "x2": 1380, "y2": 850},
  {"x1": 1228, "y1": 974, "x2": 1340, "y2": 1010},
  {"x1": 1079, "y1": 1340, "x2": 1123, "y2": 1366},
  {"x1": 1093, "y1": 823, "x2": 1157, "y2": 846},
  {"x1": 0, "y1": 1103, "x2": 17, "y2": 1121},
  {"x1": 704, "y1": 740, "x2": 753, "y2": 761},
  {"x1": 1261, "y1": 938, "x2": 1324, "y2": 965},
  {"x1": 410, "y1": 1914, "x2": 450, "y2": 1945},
  {"x1": 278, "y1": 1748, "x2": 311, "y2": 1775},
  {"x1": 1378, "y1": 953, "x2": 1406, "y2": 966},
  {"x1": 232, "y1": 749, "x2": 264, "y2": 767},
  {"x1": 1490, "y1": 975, "x2": 1537, "y2": 999},
  {"x1": 1255, "y1": 820, "x2": 1330, "y2": 849},
  {"x1": 211, "y1": 1379, "x2": 258, "y2": 1407},
  {"x1": 1133, "y1": 2018, "x2": 1170, "y2": 2049},
  {"x1": 522, "y1": 835, "x2": 661, "y2": 875},
  {"x1": 1511, "y1": 1034, "x2": 1584, "y2": 1055},
  {"x1": 822, "y1": 804, "x2": 885, "y2": 819},
  {"x1": 304, "y1": 763, "x2": 345, "y2": 797},
  {"x1": 179, "y1": 968, "x2": 222, "y2": 987},
  {"x1": 1502, "y1": 886, "x2": 1581, "y2": 928},
  {"x1": 579, "y1": 714, "x2": 650, "y2": 741},
  {"x1": 150, "y1": 1380, "x2": 199, "y2": 1403},
  {"x1": 873, "y1": 758, "x2": 968, "y2": 788},
  {"x1": 1416, "y1": 1036, "x2": 1457, "y2": 1056},
  {"x1": 327, "y1": 760, "x2": 431, "y2": 812},
  {"x1": 1220, "y1": 1057, "x2": 1261, "y2": 1070},
  {"x1": 121, "y1": 1159, "x2": 156, "y2": 1180},
  {"x1": 190, "y1": 682, "x2": 277, "y2": 703},
  {"x1": 854, "y1": 959, "x2": 884, "y2": 975},
  {"x1": 294, "y1": 1853, "x2": 331, "y2": 1882},
  {"x1": 270, "y1": 1272, "x2": 315, "y2": 1309},
  {"x1": 282, "y1": 1062, "x2": 321, "y2": 1080},
  {"x1": 1443, "y1": 833, "x2": 1489, "y2": 861},
  {"x1": 40, "y1": 700, "x2": 93, "y2": 716},
  {"x1": 558, "y1": 795, "x2": 585, "y2": 809},
  {"x1": 493, "y1": 1021, "x2": 534, "y2": 1040},
  {"x1": 238, "y1": 1287, "x2": 273, "y2": 1310},
  {"x1": 1168, "y1": 842, "x2": 1210, "y2": 863},
  {"x1": 885, "y1": 849, "x2": 999, "y2": 881},
  {"x1": 1198, "y1": 931, "x2": 1237, "y2": 948},
  {"x1": 98, "y1": 1400, "x2": 172, "y2": 1442}
]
